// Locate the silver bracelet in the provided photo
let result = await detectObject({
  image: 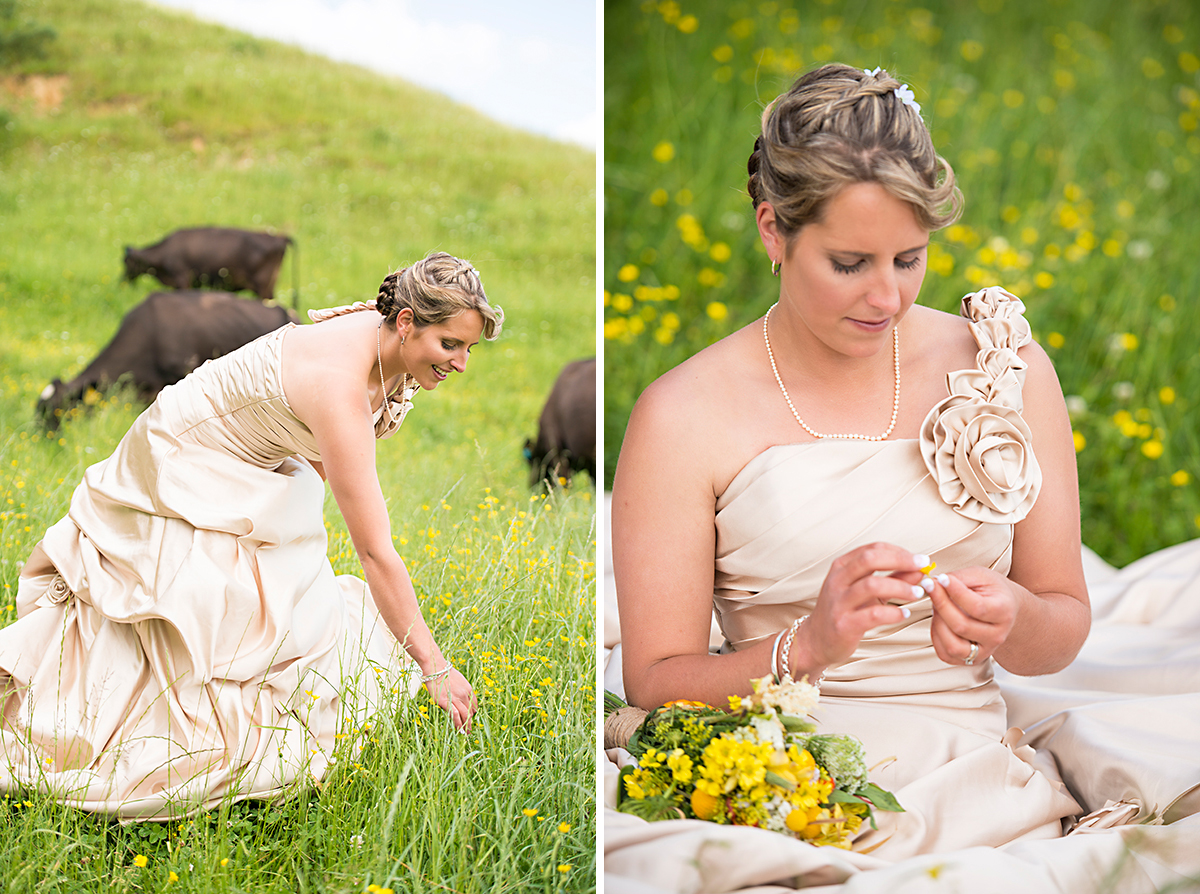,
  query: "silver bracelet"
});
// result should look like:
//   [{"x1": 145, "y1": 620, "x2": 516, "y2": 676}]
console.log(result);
[
  {"x1": 770, "y1": 630, "x2": 786, "y2": 683},
  {"x1": 779, "y1": 616, "x2": 804, "y2": 682},
  {"x1": 421, "y1": 664, "x2": 454, "y2": 683}
]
